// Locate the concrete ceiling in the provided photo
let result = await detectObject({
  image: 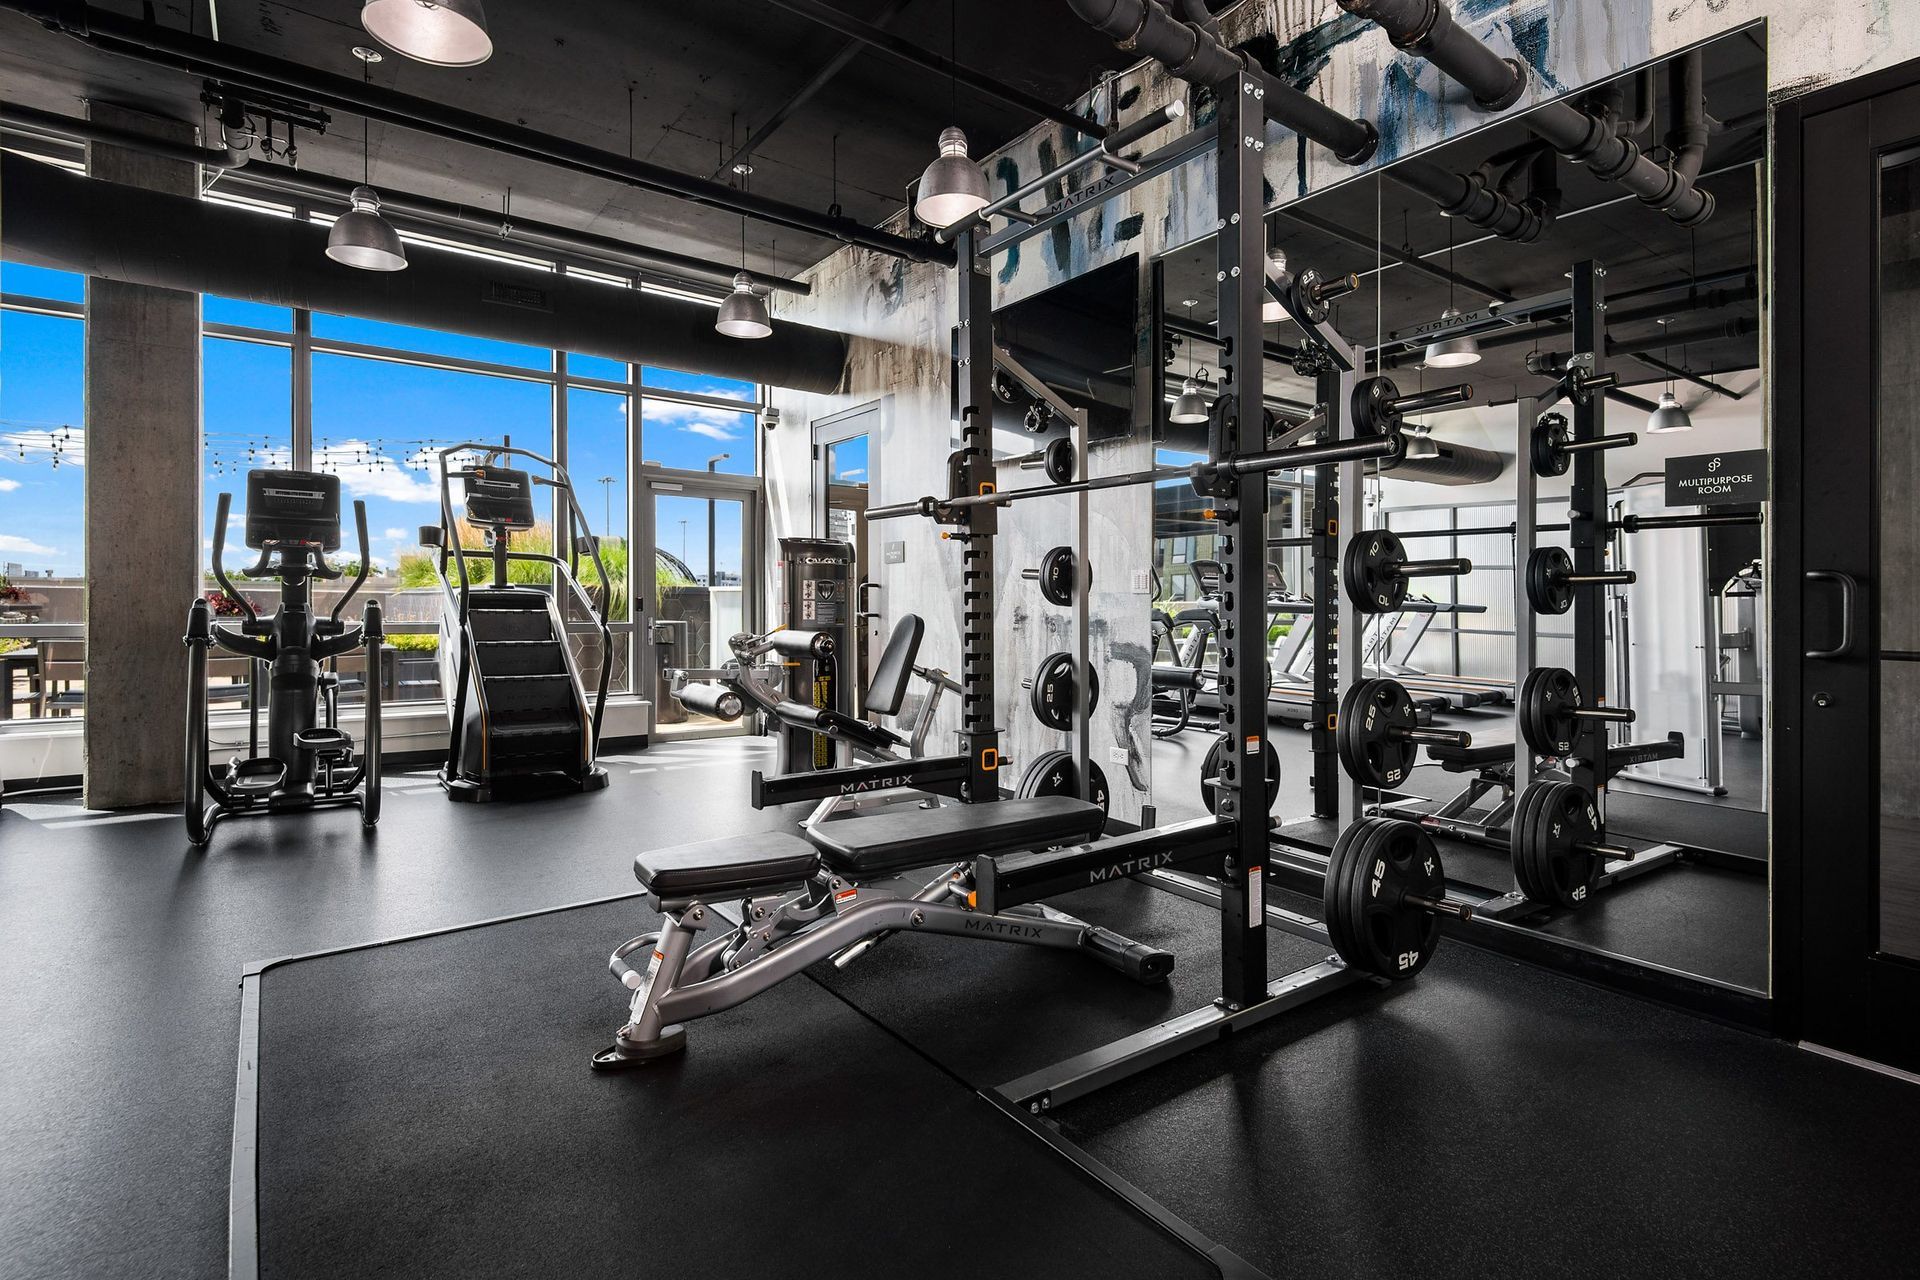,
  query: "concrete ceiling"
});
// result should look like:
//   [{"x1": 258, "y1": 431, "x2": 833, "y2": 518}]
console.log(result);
[
  {"x1": 1161, "y1": 27, "x2": 1769, "y2": 415},
  {"x1": 0, "y1": 0, "x2": 1221, "y2": 273}
]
